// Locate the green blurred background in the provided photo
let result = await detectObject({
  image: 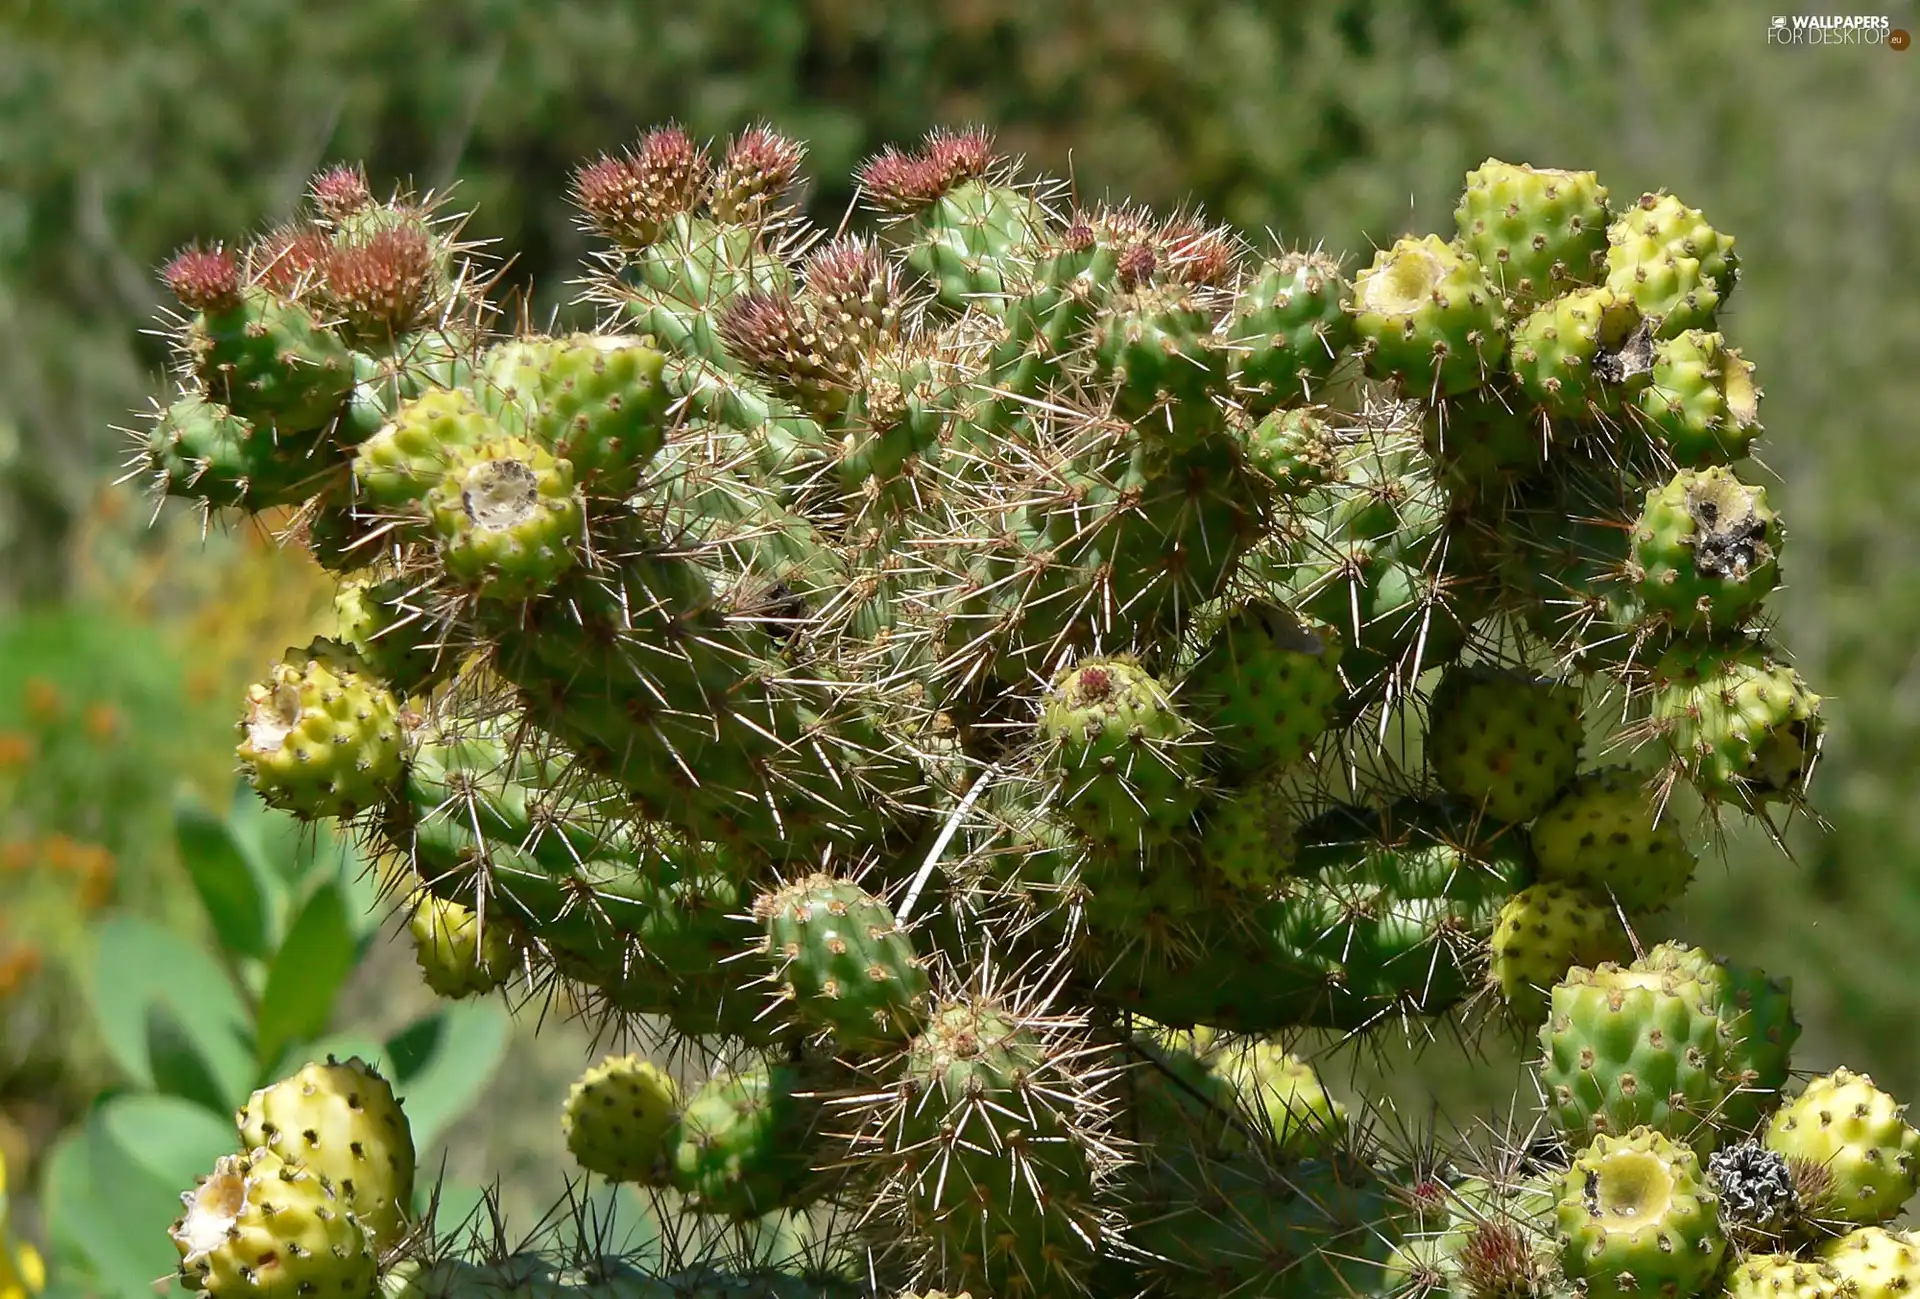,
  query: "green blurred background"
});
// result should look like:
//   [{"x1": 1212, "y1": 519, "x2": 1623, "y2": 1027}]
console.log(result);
[{"x1": 0, "y1": 0, "x2": 1916, "y2": 1288}]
